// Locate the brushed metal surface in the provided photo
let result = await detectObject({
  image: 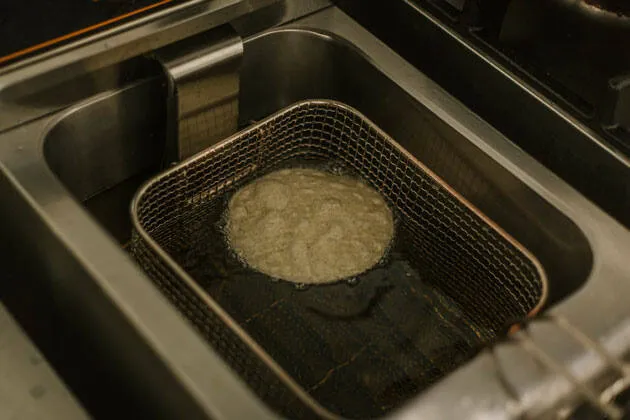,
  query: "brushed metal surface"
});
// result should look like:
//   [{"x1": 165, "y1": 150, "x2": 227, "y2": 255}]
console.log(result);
[
  {"x1": 153, "y1": 25, "x2": 242, "y2": 161},
  {"x1": 0, "y1": 303, "x2": 88, "y2": 420}
]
